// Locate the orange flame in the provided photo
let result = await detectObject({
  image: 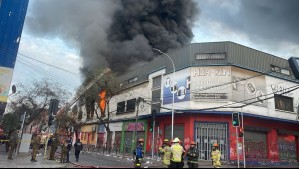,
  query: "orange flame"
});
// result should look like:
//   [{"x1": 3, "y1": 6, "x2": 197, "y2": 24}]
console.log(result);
[{"x1": 99, "y1": 89, "x2": 107, "y2": 117}]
